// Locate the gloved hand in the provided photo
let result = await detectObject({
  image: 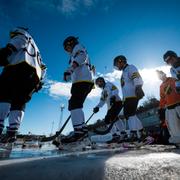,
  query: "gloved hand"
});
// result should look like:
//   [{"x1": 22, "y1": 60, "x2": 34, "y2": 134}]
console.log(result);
[
  {"x1": 93, "y1": 107, "x2": 99, "y2": 113},
  {"x1": 110, "y1": 96, "x2": 116, "y2": 106},
  {"x1": 135, "y1": 85, "x2": 145, "y2": 99},
  {"x1": 63, "y1": 71, "x2": 71, "y2": 82}
]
